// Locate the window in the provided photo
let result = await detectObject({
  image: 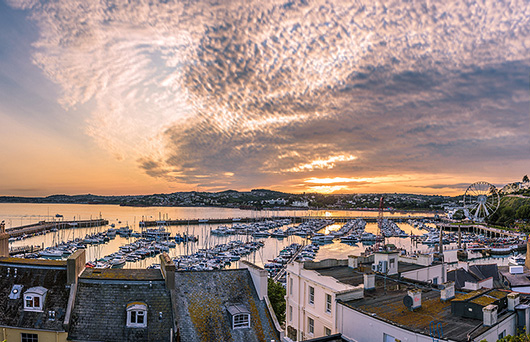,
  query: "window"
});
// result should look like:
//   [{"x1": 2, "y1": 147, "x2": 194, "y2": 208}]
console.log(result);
[
  {"x1": 383, "y1": 333, "x2": 397, "y2": 342},
  {"x1": 433, "y1": 277, "x2": 438, "y2": 285},
  {"x1": 26, "y1": 296, "x2": 40, "y2": 308},
  {"x1": 308, "y1": 286, "x2": 314, "y2": 305},
  {"x1": 499, "y1": 330, "x2": 506, "y2": 339},
  {"x1": 227, "y1": 304, "x2": 251, "y2": 329},
  {"x1": 308, "y1": 317, "x2": 314, "y2": 335},
  {"x1": 23, "y1": 287, "x2": 47, "y2": 312},
  {"x1": 21, "y1": 333, "x2": 38, "y2": 342},
  {"x1": 233, "y1": 313, "x2": 250, "y2": 329},
  {"x1": 289, "y1": 305, "x2": 293, "y2": 322},
  {"x1": 325, "y1": 327, "x2": 331, "y2": 336},
  {"x1": 325, "y1": 293, "x2": 332, "y2": 313},
  {"x1": 289, "y1": 277, "x2": 293, "y2": 295},
  {"x1": 127, "y1": 303, "x2": 147, "y2": 328}
]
